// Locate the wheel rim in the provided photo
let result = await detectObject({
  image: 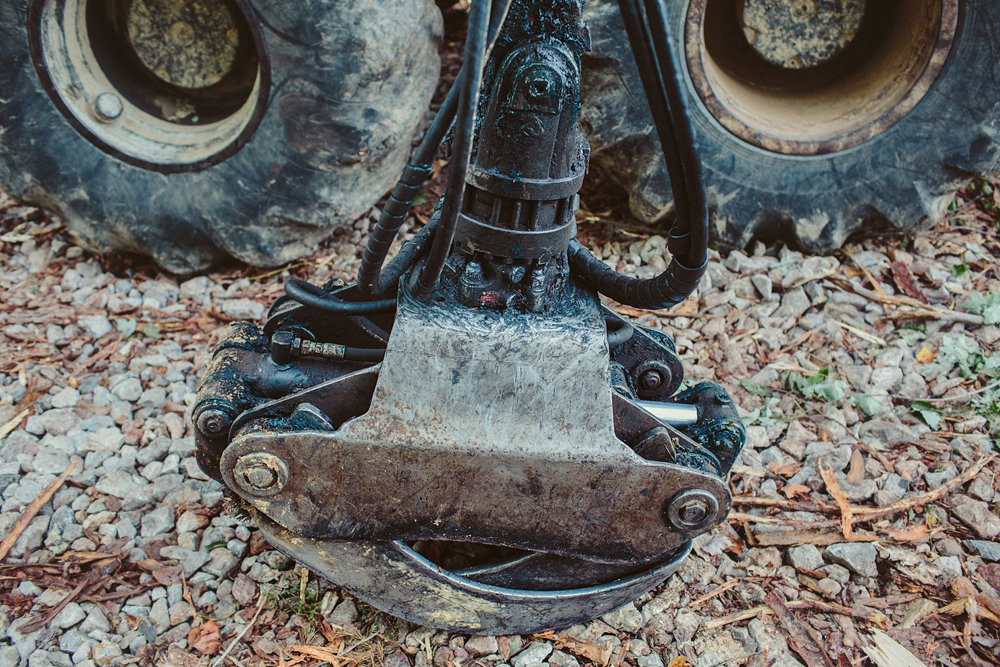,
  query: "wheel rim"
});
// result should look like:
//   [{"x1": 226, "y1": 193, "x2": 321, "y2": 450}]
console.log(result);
[
  {"x1": 684, "y1": 0, "x2": 958, "y2": 155},
  {"x1": 28, "y1": 0, "x2": 270, "y2": 171}
]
